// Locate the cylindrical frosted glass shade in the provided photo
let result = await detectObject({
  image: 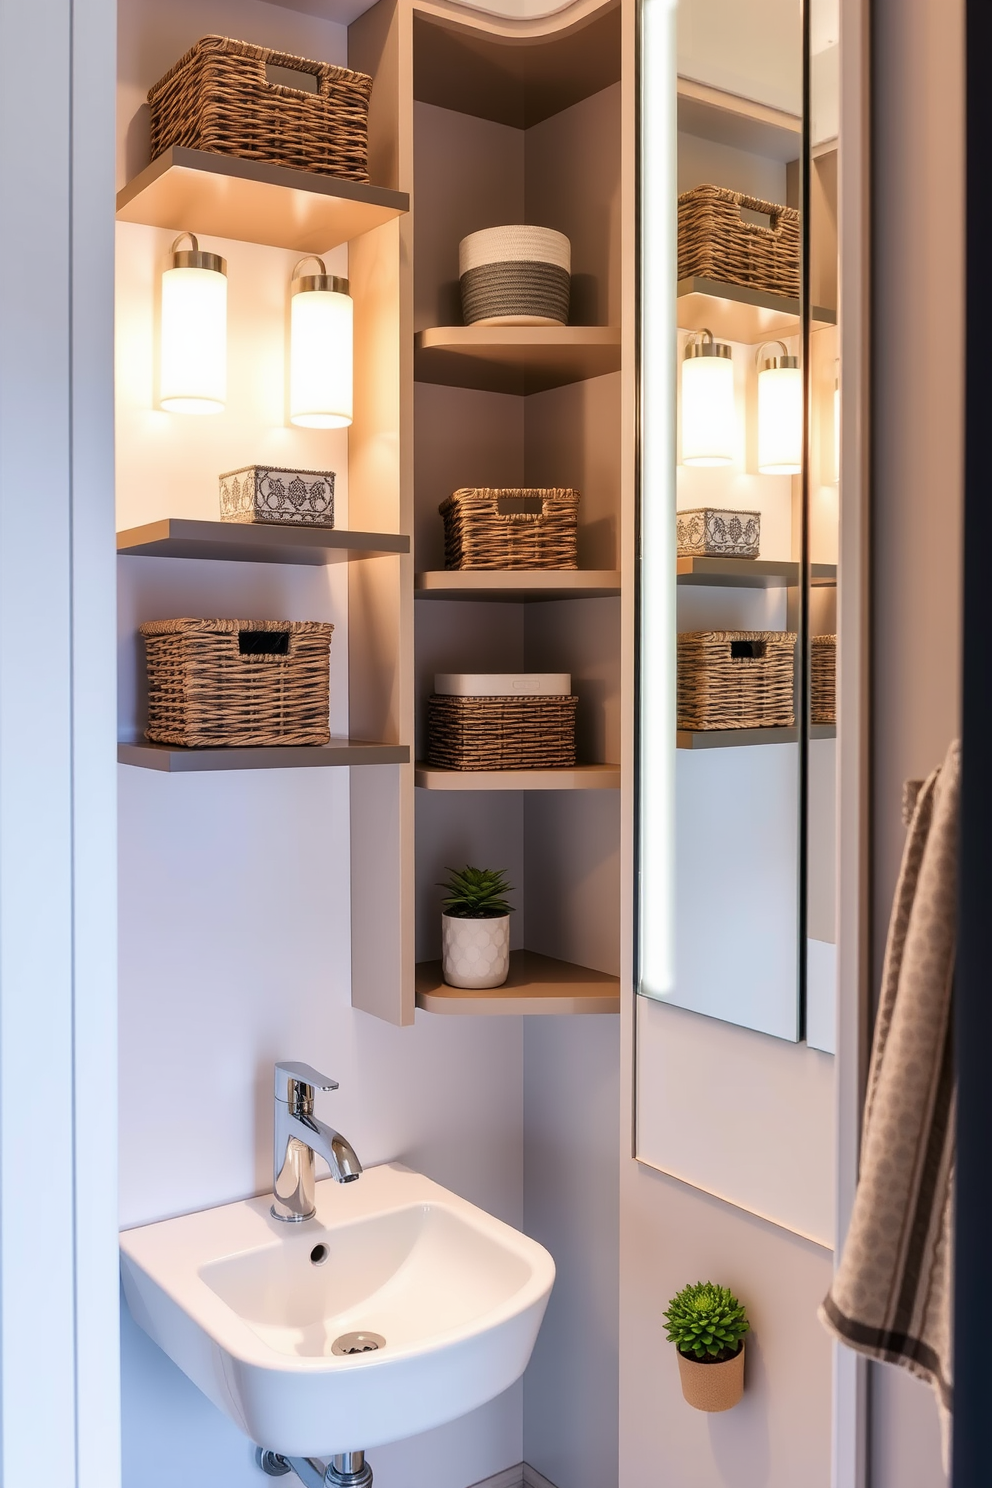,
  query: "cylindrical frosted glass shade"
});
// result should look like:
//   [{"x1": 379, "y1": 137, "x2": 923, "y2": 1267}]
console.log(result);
[
  {"x1": 757, "y1": 364, "x2": 803, "y2": 474},
  {"x1": 681, "y1": 354, "x2": 735, "y2": 466},
  {"x1": 290, "y1": 289, "x2": 353, "y2": 429},
  {"x1": 160, "y1": 266, "x2": 227, "y2": 415}
]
